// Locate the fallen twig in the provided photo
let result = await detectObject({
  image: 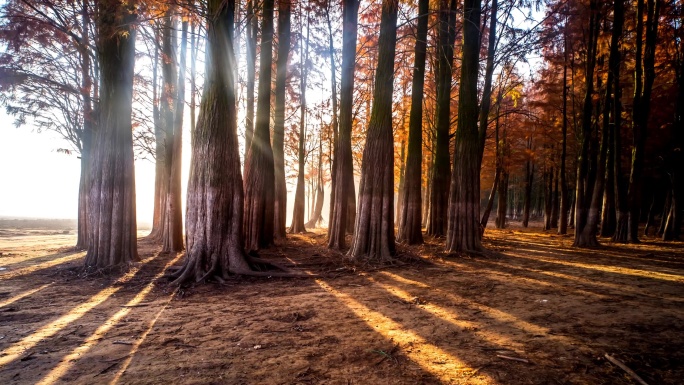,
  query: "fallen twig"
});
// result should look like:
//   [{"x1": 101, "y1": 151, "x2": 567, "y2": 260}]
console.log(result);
[
  {"x1": 112, "y1": 340, "x2": 134, "y2": 345},
  {"x1": 120, "y1": 304, "x2": 150, "y2": 308},
  {"x1": 497, "y1": 354, "x2": 530, "y2": 363},
  {"x1": 604, "y1": 354, "x2": 649, "y2": 385}
]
